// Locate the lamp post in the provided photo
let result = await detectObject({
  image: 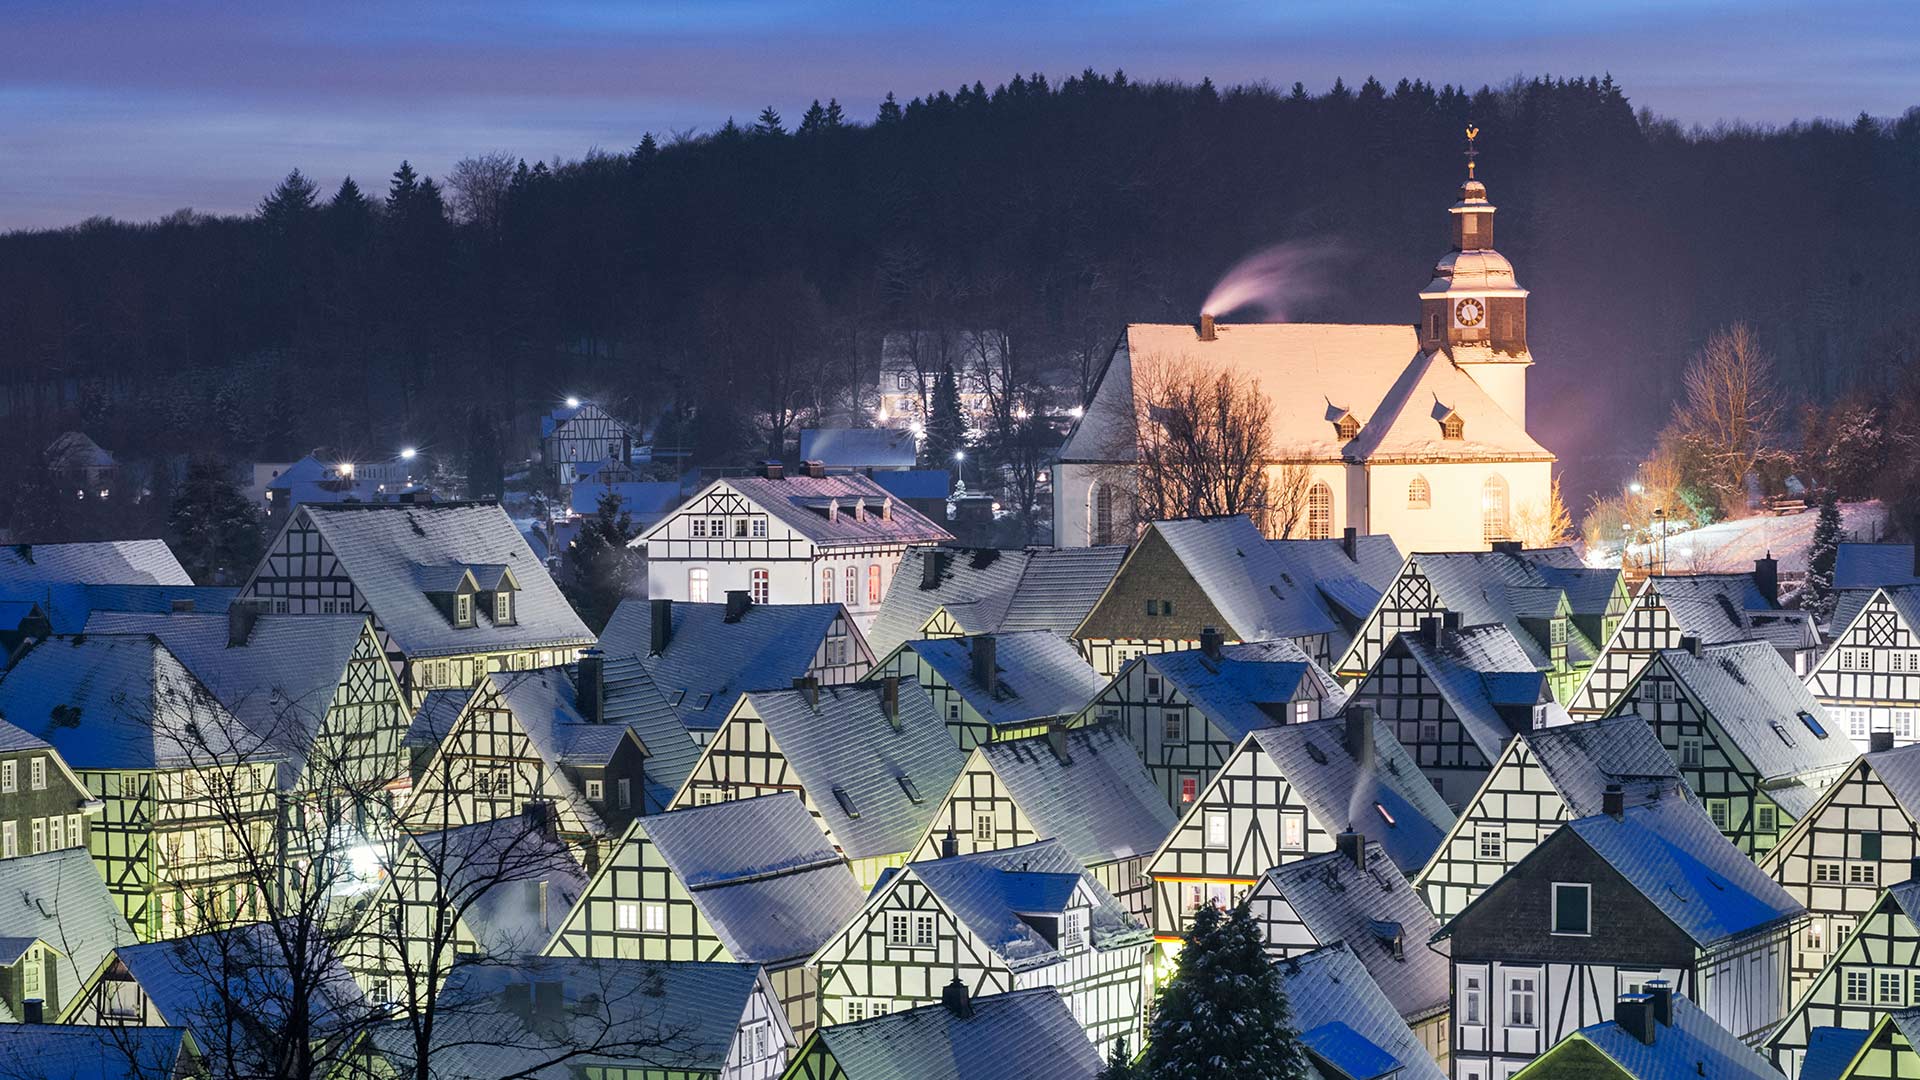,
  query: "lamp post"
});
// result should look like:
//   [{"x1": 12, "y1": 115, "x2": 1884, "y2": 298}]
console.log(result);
[
  {"x1": 1653, "y1": 507, "x2": 1668, "y2": 576},
  {"x1": 953, "y1": 450, "x2": 968, "y2": 492}
]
